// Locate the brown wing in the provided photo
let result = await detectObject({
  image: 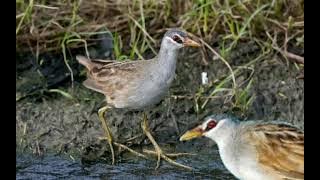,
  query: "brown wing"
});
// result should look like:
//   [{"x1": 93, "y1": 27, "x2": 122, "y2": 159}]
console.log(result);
[
  {"x1": 76, "y1": 55, "x2": 151, "y2": 96},
  {"x1": 246, "y1": 122, "x2": 304, "y2": 180},
  {"x1": 82, "y1": 79, "x2": 105, "y2": 94},
  {"x1": 76, "y1": 55, "x2": 112, "y2": 70}
]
